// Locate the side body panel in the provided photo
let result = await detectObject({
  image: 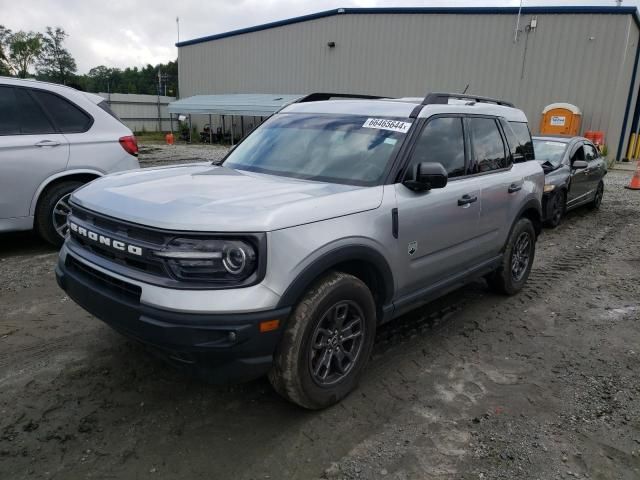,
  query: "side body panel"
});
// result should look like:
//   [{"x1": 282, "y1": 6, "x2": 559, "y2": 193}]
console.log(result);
[
  {"x1": 393, "y1": 177, "x2": 482, "y2": 297},
  {"x1": 0, "y1": 133, "x2": 70, "y2": 219}
]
